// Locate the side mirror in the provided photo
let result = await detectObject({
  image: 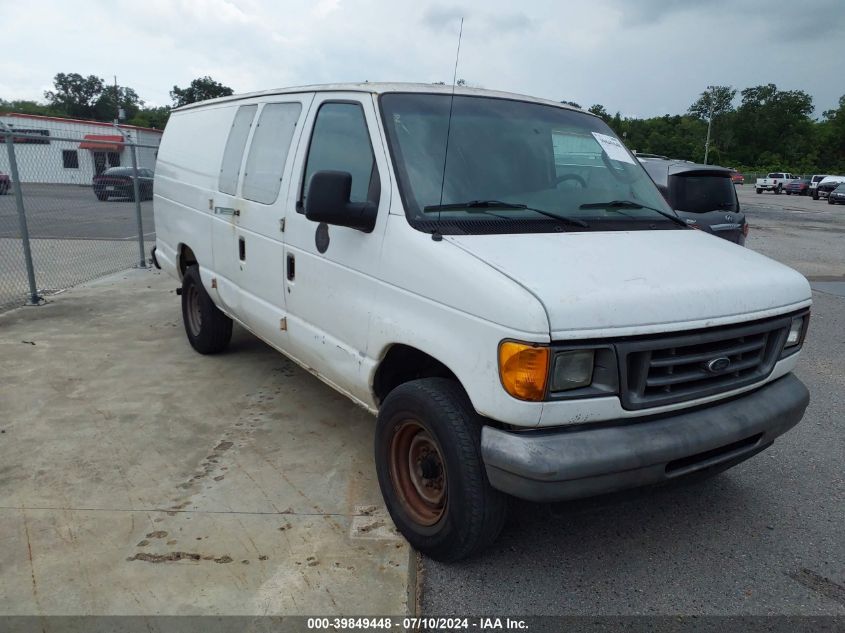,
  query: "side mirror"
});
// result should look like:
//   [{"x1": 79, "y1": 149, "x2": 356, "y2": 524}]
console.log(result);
[{"x1": 304, "y1": 170, "x2": 377, "y2": 233}]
